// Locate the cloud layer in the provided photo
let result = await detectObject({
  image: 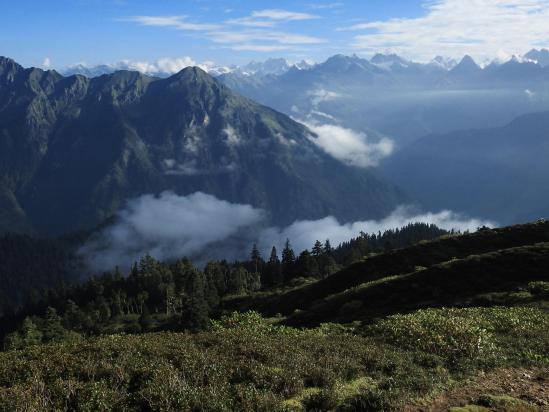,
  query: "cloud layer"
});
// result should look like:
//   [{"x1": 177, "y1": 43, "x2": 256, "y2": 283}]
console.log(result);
[
  {"x1": 79, "y1": 192, "x2": 263, "y2": 271},
  {"x1": 80, "y1": 192, "x2": 494, "y2": 272},
  {"x1": 348, "y1": 0, "x2": 549, "y2": 62}
]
